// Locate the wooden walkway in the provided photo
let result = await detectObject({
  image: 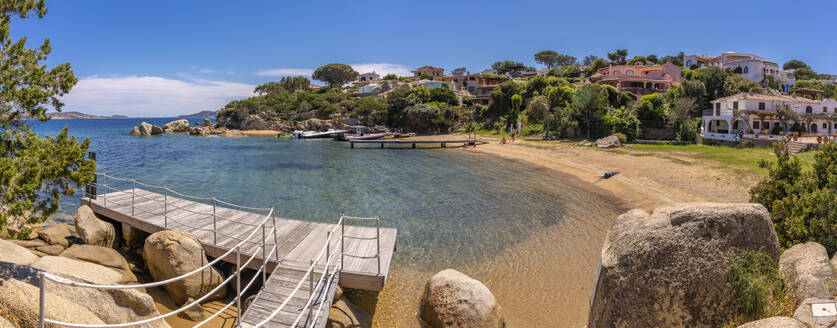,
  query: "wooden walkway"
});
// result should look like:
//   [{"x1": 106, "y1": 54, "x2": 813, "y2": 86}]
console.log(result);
[
  {"x1": 82, "y1": 188, "x2": 397, "y2": 327},
  {"x1": 349, "y1": 139, "x2": 482, "y2": 149}
]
